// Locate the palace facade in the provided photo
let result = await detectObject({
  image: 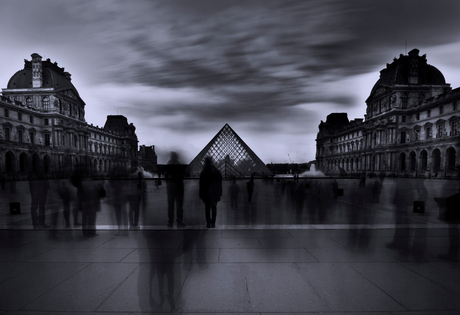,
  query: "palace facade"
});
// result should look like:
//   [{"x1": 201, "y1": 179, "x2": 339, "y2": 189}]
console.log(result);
[
  {"x1": 0, "y1": 53, "x2": 150, "y2": 178},
  {"x1": 316, "y1": 49, "x2": 460, "y2": 178}
]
